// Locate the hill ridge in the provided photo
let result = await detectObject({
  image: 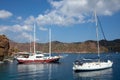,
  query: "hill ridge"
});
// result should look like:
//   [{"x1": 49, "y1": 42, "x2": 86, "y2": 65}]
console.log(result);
[{"x1": 9, "y1": 39, "x2": 120, "y2": 53}]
